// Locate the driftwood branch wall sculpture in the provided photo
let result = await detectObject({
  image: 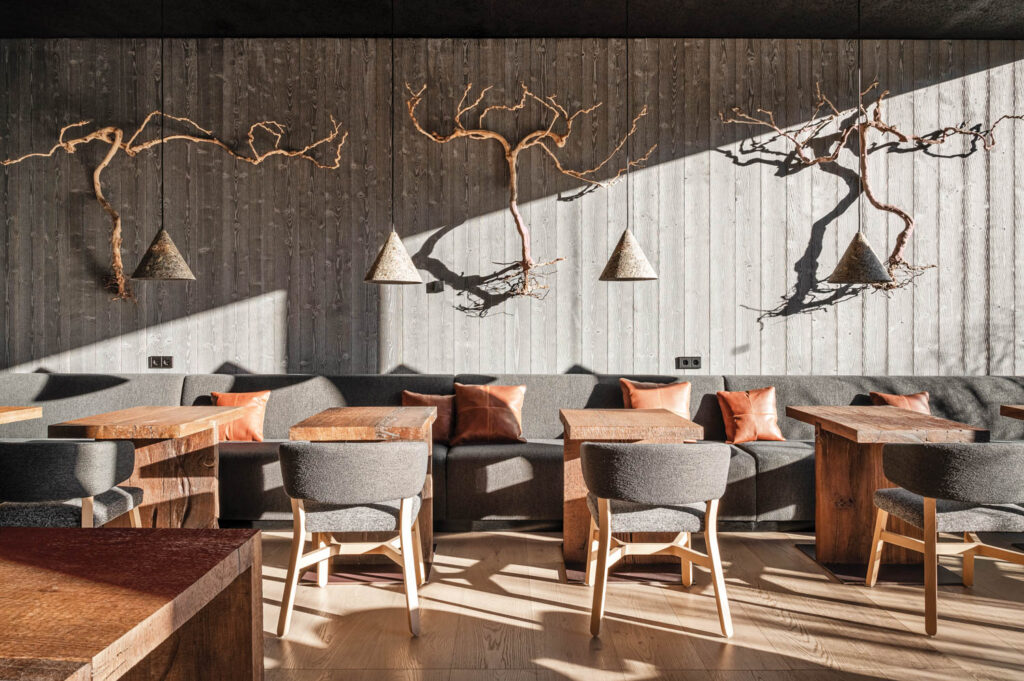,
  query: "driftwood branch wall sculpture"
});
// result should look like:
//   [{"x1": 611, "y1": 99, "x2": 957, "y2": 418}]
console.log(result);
[
  {"x1": 407, "y1": 82, "x2": 655, "y2": 298},
  {"x1": 2, "y1": 112, "x2": 348, "y2": 300},
  {"x1": 721, "y1": 81, "x2": 1024, "y2": 289}
]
